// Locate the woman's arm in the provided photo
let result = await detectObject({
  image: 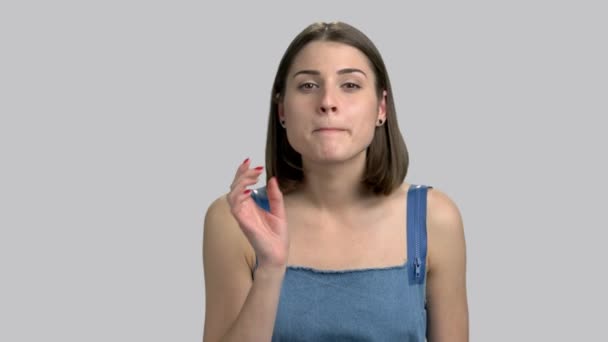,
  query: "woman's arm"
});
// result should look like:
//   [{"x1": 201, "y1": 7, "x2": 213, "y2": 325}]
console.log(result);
[
  {"x1": 426, "y1": 189, "x2": 469, "y2": 342},
  {"x1": 202, "y1": 196, "x2": 285, "y2": 342}
]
